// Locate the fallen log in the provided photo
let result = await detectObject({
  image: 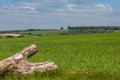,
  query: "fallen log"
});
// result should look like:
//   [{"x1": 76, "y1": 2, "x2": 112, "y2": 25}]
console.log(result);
[{"x1": 0, "y1": 44, "x2": 58, "y2": 75}]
